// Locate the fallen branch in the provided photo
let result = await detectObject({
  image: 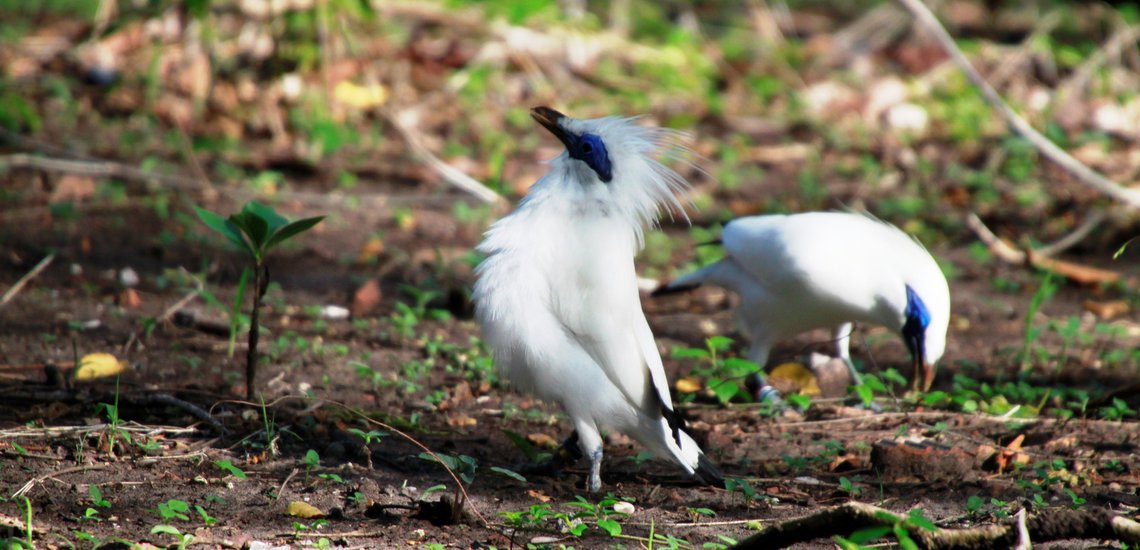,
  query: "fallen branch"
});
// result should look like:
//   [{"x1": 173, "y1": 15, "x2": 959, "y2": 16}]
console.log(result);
[
  {"x1": 0, "y1": 254, "x2": 54, "y2": 308},
  {"x1": 896, "y1": 0, "x2": 1140, "y2": 208},
  {"x1": 0, "y1": 153, "x2": 209, "y2": 195},
  {"x1": 11, "y1": 463, "x2": 110, "y2": 499},
  {"x1": 966, "y1": 212, "x2": 1126, "y2": 286},
  {"x1": 378, "y1": 108, "x2": 504, "y2": 205},
  {"x1": 730, "y1": 502, "x2": 1140, "y2": 549},
  {"x1": 1054, "y1": 24, "x2": 1140, "y2": 110}
]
